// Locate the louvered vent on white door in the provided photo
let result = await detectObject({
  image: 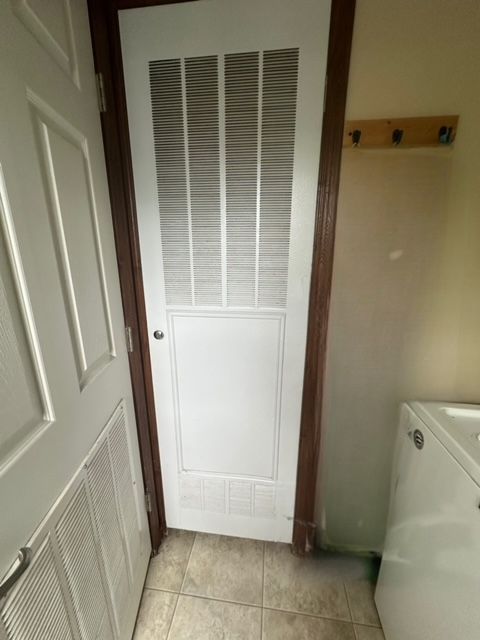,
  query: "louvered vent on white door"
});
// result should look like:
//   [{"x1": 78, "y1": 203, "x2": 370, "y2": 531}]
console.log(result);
[
  {"x1": 149, "y1": 48, "x2": 299, "y2": 309},
  {"x1": 86, "y1": 440, "x2": 130, "y2": 635},
  {"x1": 185, "y1": 55, "x2": 222, "y2": 306},
  {"x1": 1, "y1": 401, "x2": 146, "y2": 640},
  {"x1": 225, "y1": 52, "x2": 259, "y2": 307},
  {"x1": 149, "y1": 59, "x2": 192, "y2": 305},
  {"x1": 107, "y1": 407, "x2": 141, "y2": 583},
  {"x1": 1, "y1": 536, "x2": 75, "y2": 640},
  {"x1": 258, "y1": 49, "x2": 299, "y2": 307},
  {"x1": 55, "y1": 484, "x2": 113, "y2": 640}
]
